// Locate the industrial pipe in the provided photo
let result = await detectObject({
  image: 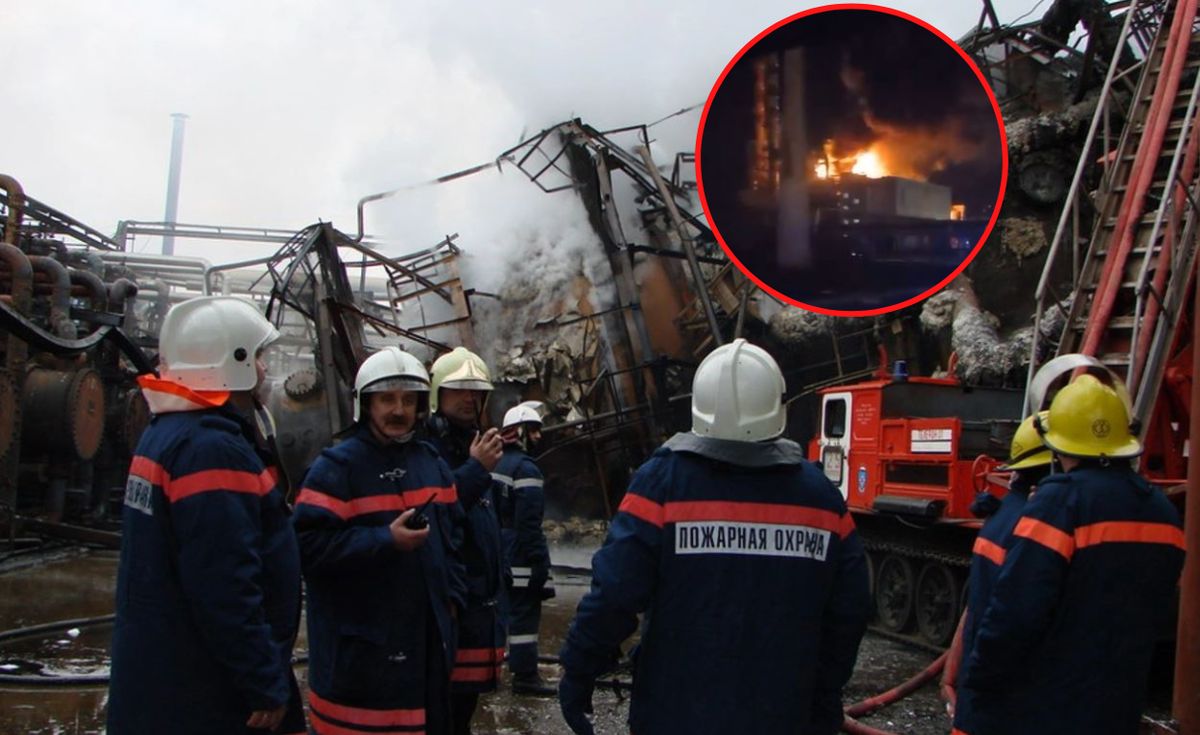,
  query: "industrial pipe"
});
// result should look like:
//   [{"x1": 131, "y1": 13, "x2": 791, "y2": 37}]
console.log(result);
[
  {"x1": 0, "y1": 174, "x2": 24, "y2": 245},
  {"x1": 106, "y1": 277, "x2": 139, "y2": 331},
  {"x1": 106, "y1": 278, "x2": 139, "y2": 310},
  {"x1": 2, "y1": 279, "x2": 103, "y2": 301},
  {"x1": 1172, "y1": 258, "x2": 1200, "y2": 729},
  {"x1": 0, "y1": 242, "x2": 33, "y2": 314},
  {"x1": 106, "y1": 278, "x2": 139, "y2": 333},
  {"x1": 27, "y1": 255, "x2": 76, "y2": 339},
  {"x1": 68, "y1": 268, "x2": 109, "y2": 313}
]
